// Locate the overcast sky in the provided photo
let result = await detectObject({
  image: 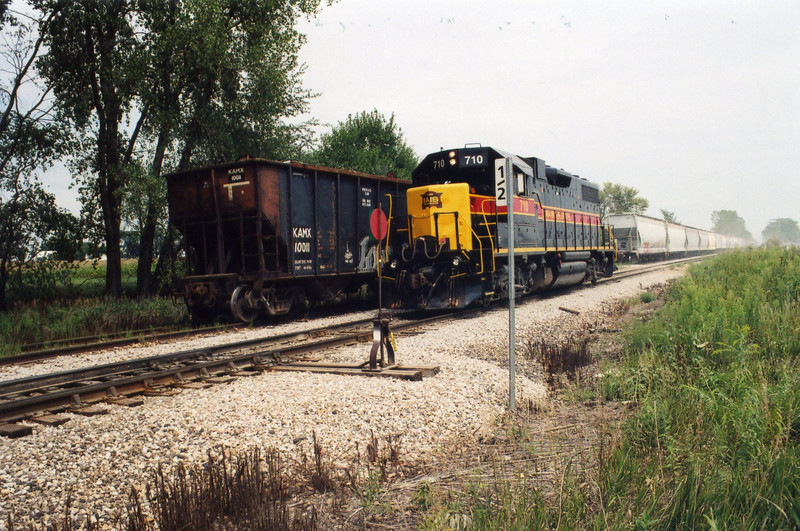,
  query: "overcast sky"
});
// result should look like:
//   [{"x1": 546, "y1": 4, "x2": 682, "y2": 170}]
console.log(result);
[
  {"x1": 295, "y1": 0, "x2": 799, "y2": 238},
  {"x1": 40, "y1": 1, "x2": 797, "y2": 239}
]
